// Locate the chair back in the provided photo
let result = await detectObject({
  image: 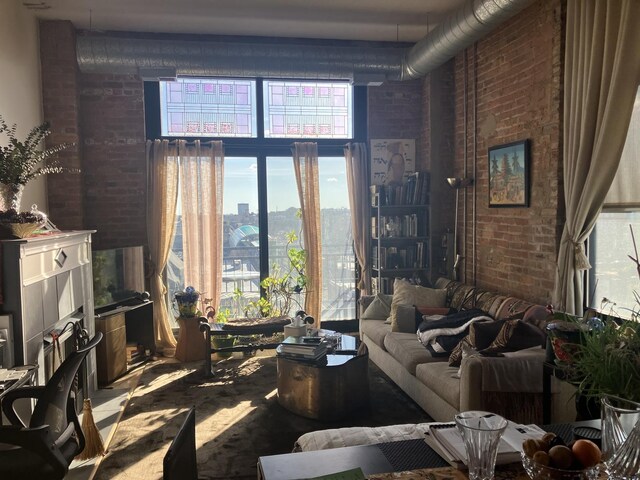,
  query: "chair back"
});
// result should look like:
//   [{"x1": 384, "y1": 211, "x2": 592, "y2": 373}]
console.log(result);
[
  {"x1": 163, "y1": 407, "x2": 198, "y2": 480},
  {"x1": 30, "y1": 332, "x2": 103, "y2": 437}
]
